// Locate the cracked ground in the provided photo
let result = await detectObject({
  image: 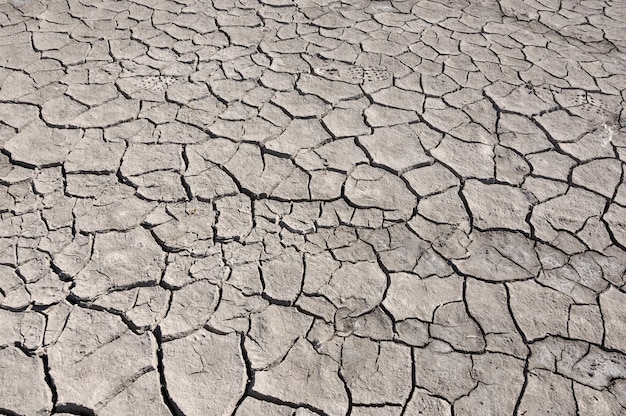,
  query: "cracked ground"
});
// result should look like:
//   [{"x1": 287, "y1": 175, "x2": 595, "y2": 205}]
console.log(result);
[{"x1": 0, "y1": 0, "x2": 626, "y2": 415}]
